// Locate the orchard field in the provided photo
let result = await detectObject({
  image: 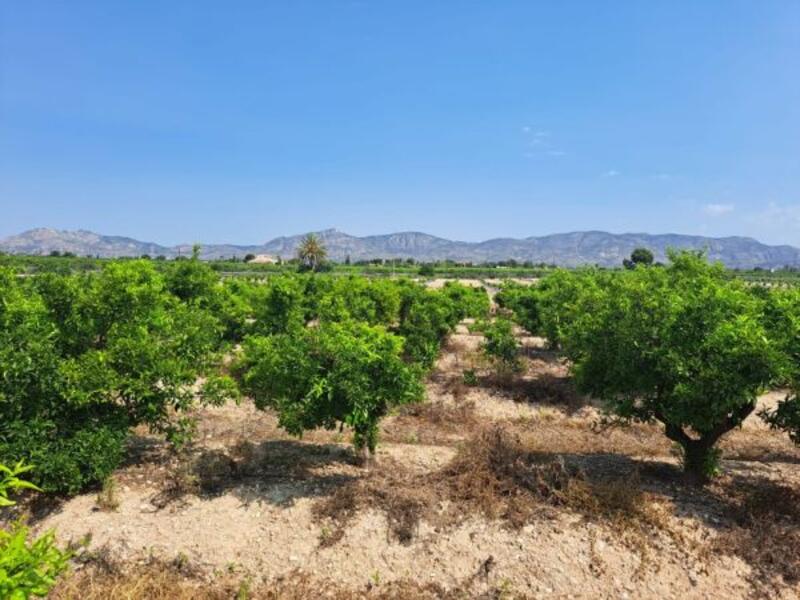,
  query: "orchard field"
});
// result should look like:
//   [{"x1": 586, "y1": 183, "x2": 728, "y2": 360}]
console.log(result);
[{"x1": 1, "y1": 251, "x2": 800, "y2": 598}]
